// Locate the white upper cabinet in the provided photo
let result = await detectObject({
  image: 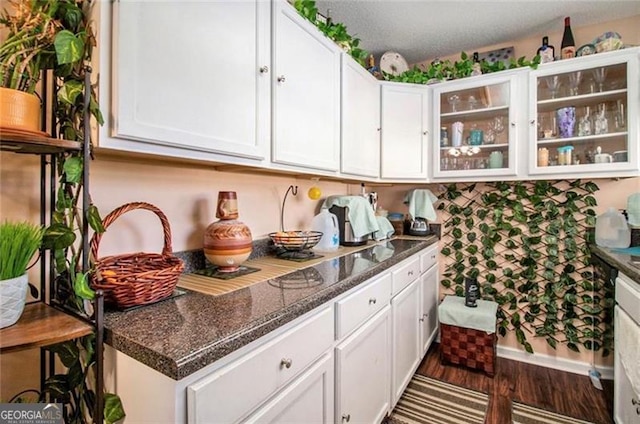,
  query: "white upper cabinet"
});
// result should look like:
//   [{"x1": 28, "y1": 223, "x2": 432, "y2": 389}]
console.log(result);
[
  {"x1": 528, "y1": 48, "x2": 639, "y2": 178},
  {"x1": 111, "y1": 0, "x2": 270, "y2": 160},
  {"x1": 341, "y1": 54, "x2": 381, "y2": 178},
  {"x1": 271, "y1": 0, "x2": 341, "y2": 172},
  {"x1": 380, "y1": 83, "x2": 430, "y2": 180},
  {"x1": 431, "y1": 70, "x2": 526, "y2": 181}
]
